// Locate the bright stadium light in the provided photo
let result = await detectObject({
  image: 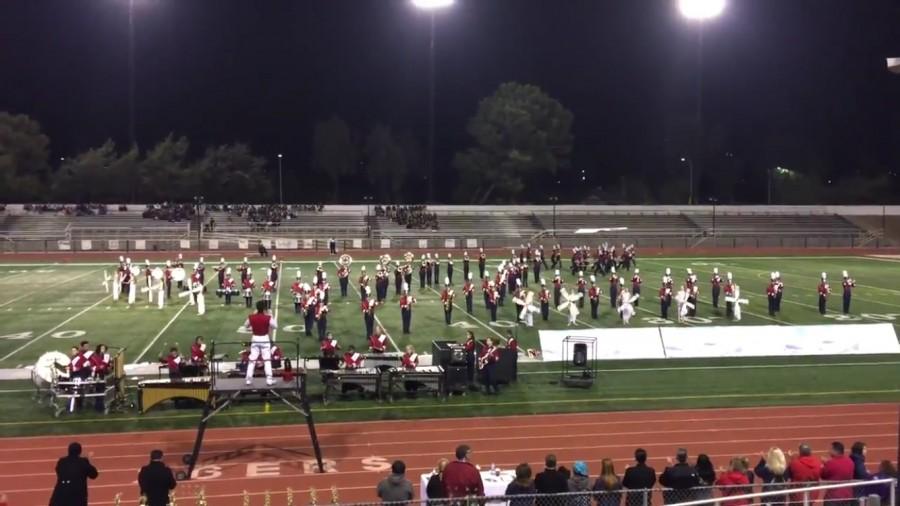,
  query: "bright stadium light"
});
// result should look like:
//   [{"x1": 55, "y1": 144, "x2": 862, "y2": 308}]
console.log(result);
[
  {"x1": 412, "y1": 0, "x2": 454, "y2": 9},
  {"x1": 888, "y1": 58, "x2": 900, "y2": 74},
  {"x1": 678, "y1": 0, "x2": 726, "y2": 20}
]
